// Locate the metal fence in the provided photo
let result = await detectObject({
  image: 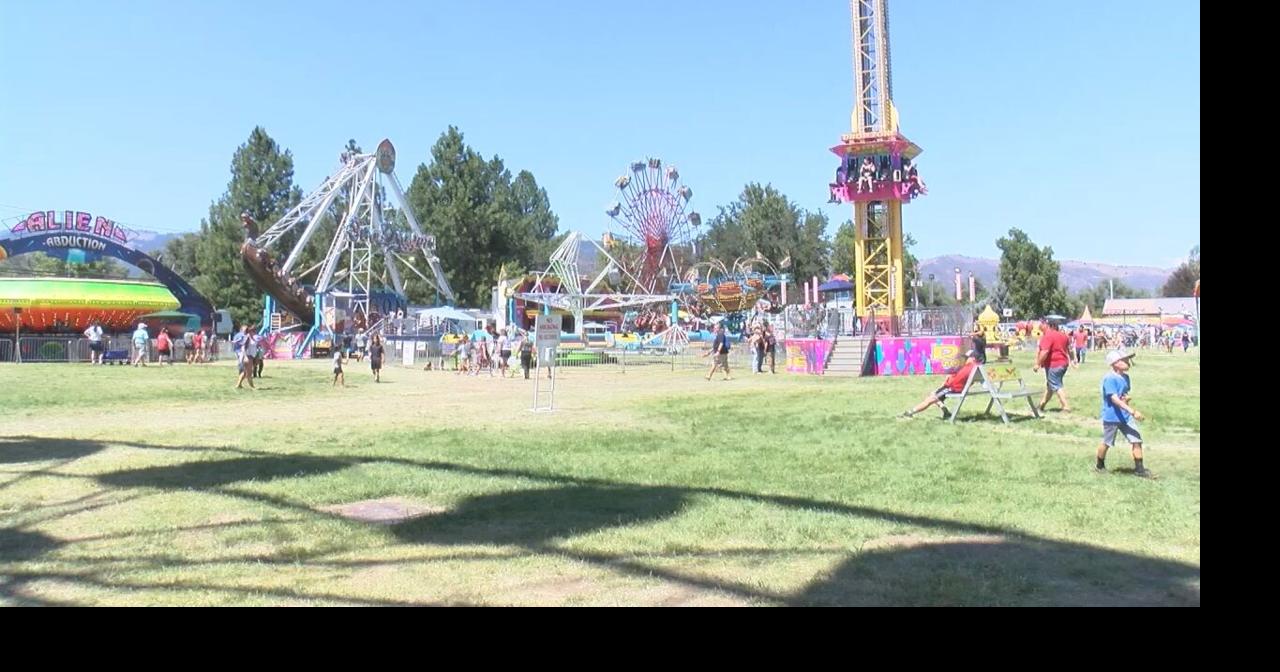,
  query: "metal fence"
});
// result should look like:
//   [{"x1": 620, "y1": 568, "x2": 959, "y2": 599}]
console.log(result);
[
  {"x1": 0, "y1": 336, "x2": 202, "y2": 364},
  {"x1": 377, "y1": 335, "x2": 760, "y2": 375},
  {"x1": 15, "y1": 336, "x2": 85, "y2": 363},
  {"x1": 899, "y1": 307, "x2": 973, "y2": 336},
  {"x1": 0, "y1": 332, "x2": 760, "y2": 375}
]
